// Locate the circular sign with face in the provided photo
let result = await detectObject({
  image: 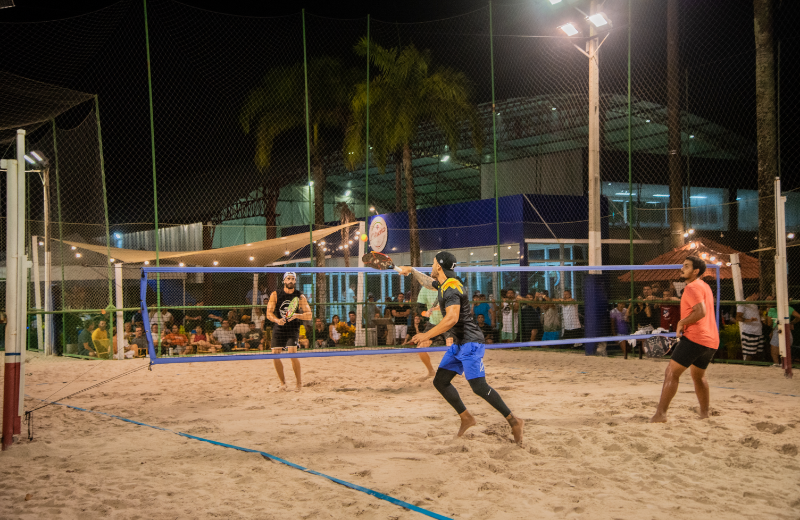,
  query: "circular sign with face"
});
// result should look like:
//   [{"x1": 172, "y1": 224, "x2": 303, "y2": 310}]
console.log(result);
[{"x1": 368, "y1": 216, "x2": 388, "y2": 252}]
